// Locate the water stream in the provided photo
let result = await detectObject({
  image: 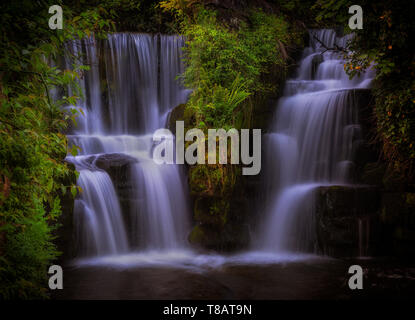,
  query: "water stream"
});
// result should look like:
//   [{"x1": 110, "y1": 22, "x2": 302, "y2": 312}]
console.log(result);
[
  {"x1": 65, "y1": 34, "x2": 191, "y2": 258},
  {"x1": 64, "y1": 29, "x2": 374, "y2": 268}
]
